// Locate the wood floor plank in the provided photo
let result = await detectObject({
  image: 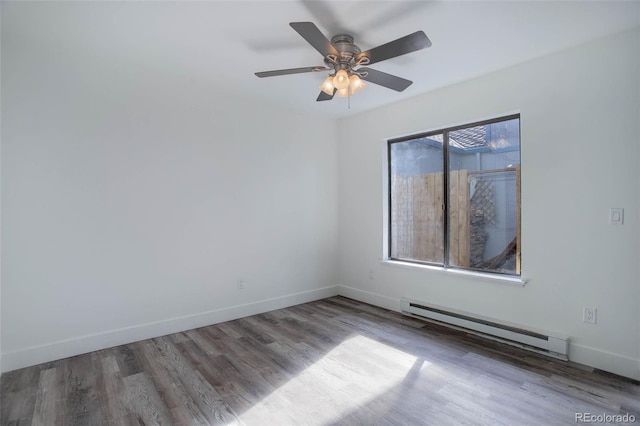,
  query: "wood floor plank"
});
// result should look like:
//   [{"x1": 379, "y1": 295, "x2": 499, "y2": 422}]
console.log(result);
[
  {"x1": 2, "y1": 296, "x2": 639, "y2": 426},
  {"x1": 133, "y1": 341, "x2": 183, "y2": 411},
  {"x1": 0, "y1": 390, "x2": 35, "y2": 425},
  {"x1": 111, "y1": 344, "x2": 145, "y2": 378},
  {"x1": 0, "y1": 365, "x2": 42, "y2": 425},
  {"x1": 153, "y1": 336, "x2": 239, "y2": 425},
  {"x1": 228, "y1": 318, "x2": 275, "y2": 345},
  {"x1": 169, "y1": 404, "x2": 210, "y2": 426},
  {"x1": 31, "y1": 367, "x2": 64, "y2": 426},
  {"x1": 183, "y1": 329, "x2": 223, "y2": 357},
  {"x1": 64, "y1": 354, "x2": 105, "y2": 426},
  {"x1": 96, "y1": 355, "x2": 129, "y2": 424},
  {"x1": 242, "y1": 315, "x2": 305, "y2": 349},
  {"x1": 123, "y1": 372, "x2": 173, "y2": 426},
  {"x1": 134, "y1": 340, "x2": 209, "y2": 425}
]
